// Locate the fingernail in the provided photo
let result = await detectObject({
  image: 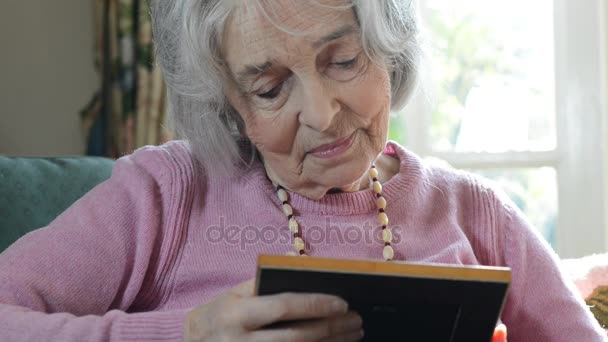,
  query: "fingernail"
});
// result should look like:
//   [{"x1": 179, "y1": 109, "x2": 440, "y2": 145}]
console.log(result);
[{"x1": 331, "y1": 299, "x2": 348, "y2": 313}]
